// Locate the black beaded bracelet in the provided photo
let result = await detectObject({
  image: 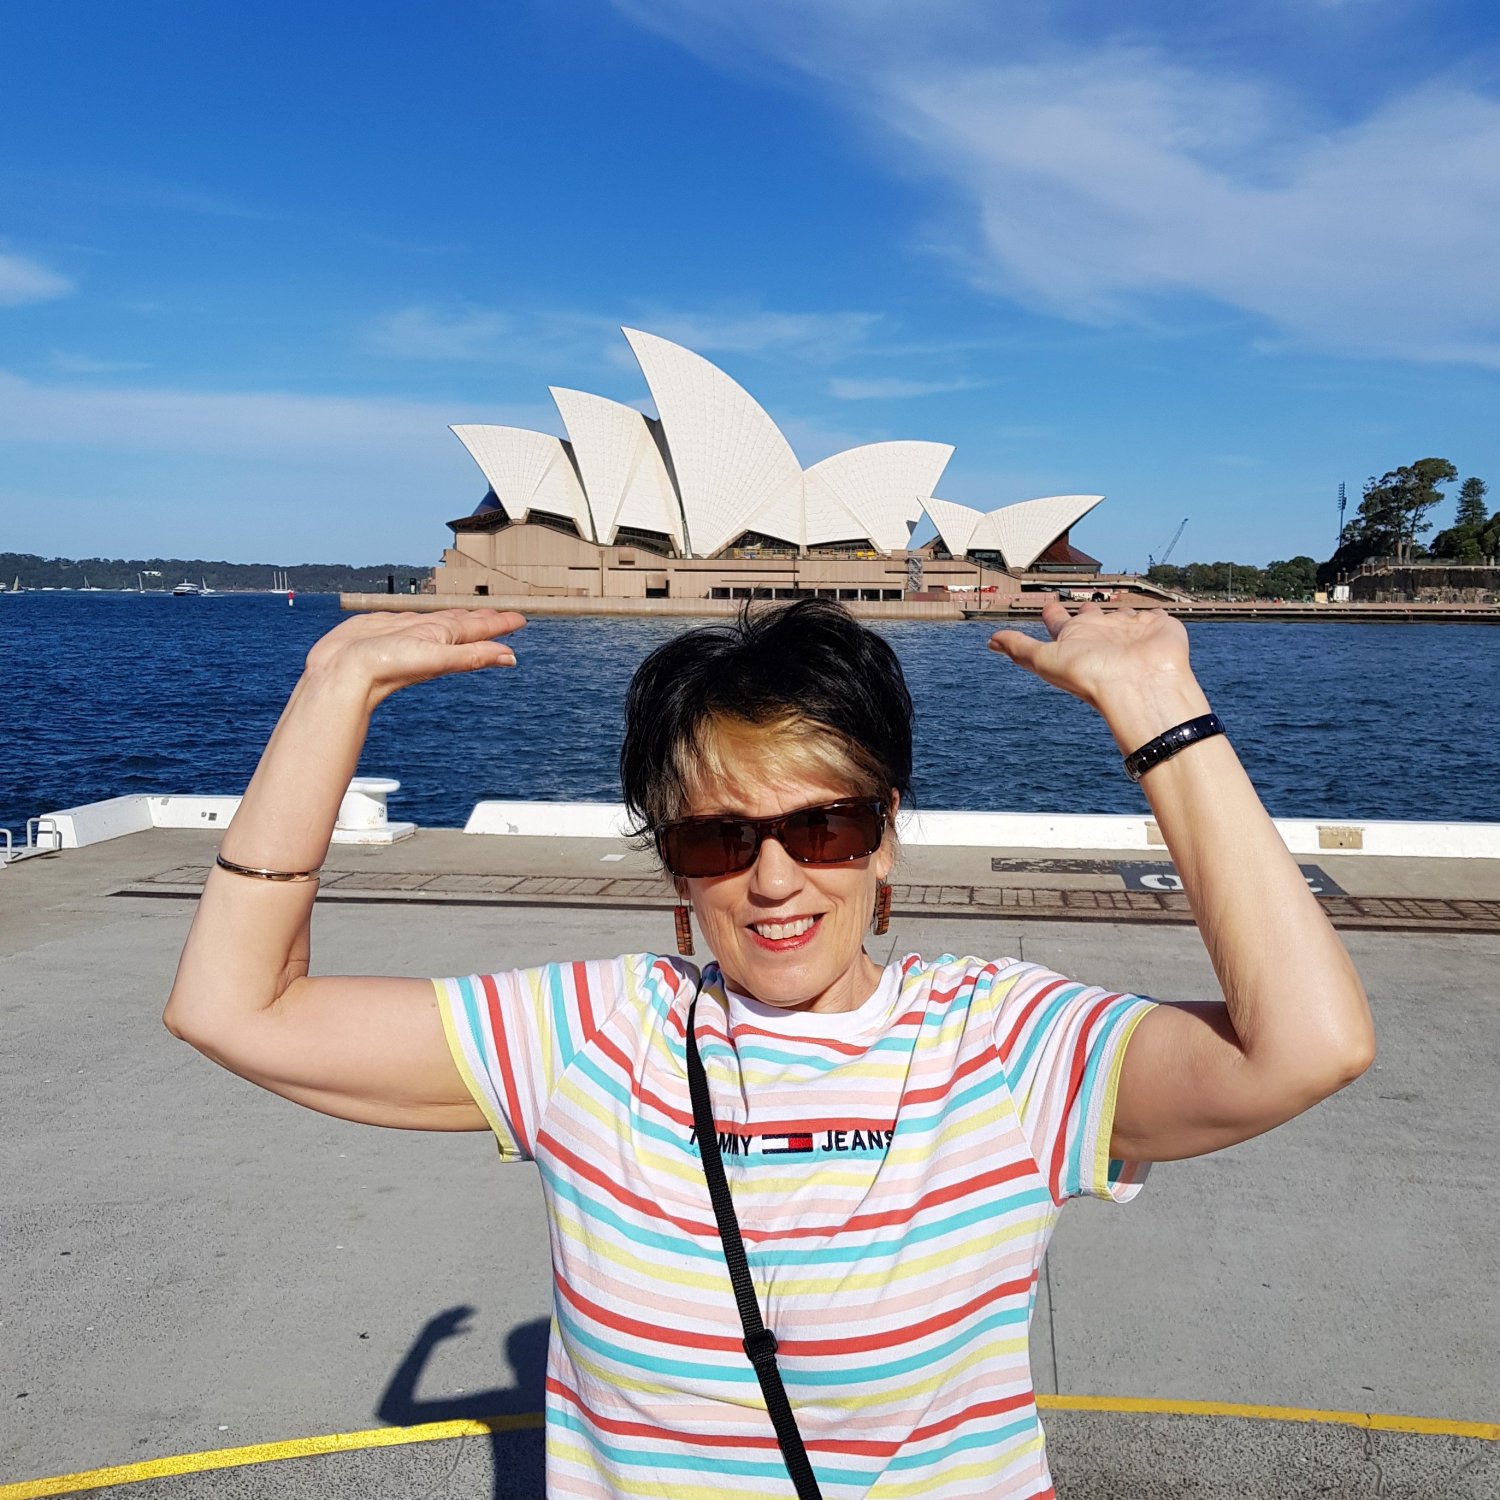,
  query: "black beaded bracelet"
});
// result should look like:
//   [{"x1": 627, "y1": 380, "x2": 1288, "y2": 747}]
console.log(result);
[{"x1": 1123, "y1": 712, "x2": 1225, "y2": 783}]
